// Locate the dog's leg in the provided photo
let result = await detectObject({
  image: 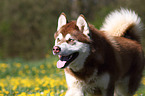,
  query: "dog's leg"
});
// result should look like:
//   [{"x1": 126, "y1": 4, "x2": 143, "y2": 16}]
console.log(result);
[
  {"x1": 114, "y1": 75, "x2": 142, "y2": 96},
  {"x1": 128, "y1": 73, "x2": 143, "y2": 95},
  {"x1": 128, "y1": 56, "x2": 144, "y2": 95},
  {"x1": 104, "y1": 79, "x2": 115, "y2": 96}
]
